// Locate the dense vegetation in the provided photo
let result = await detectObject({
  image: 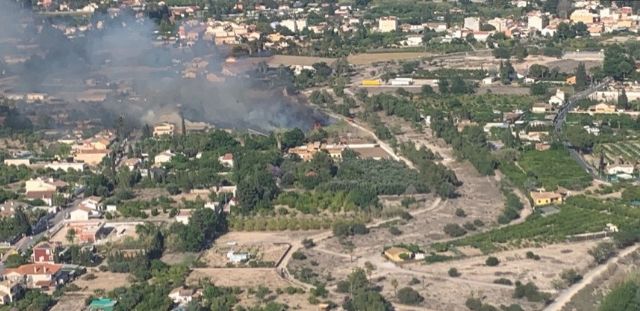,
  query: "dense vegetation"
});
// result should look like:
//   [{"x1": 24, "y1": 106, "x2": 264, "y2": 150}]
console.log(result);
[{"x1": 598, "y1": 278, "x2": 640, "y2": 311}]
